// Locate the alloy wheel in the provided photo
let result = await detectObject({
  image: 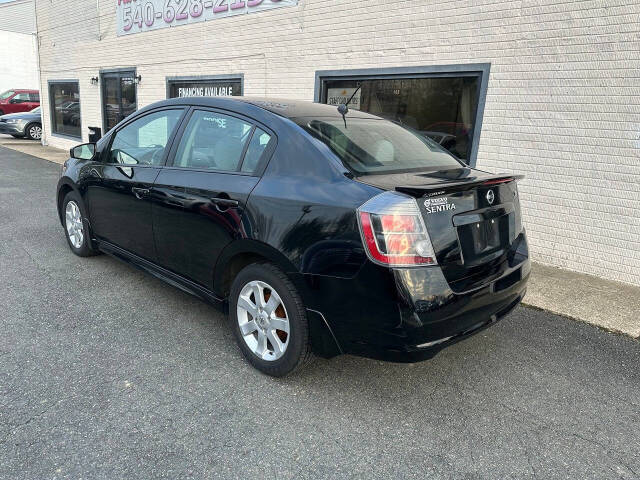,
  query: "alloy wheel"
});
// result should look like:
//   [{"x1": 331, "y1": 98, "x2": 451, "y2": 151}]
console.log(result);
[
  {"x1": 29, "y1": 124, "x2": 42, "y2": 140},
  {"x1": 65, "y1": 201, "x2": 84, "y2": 249},
  {"x1": 236, "y1": 280, "x2": 290, "y2": 361}
]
